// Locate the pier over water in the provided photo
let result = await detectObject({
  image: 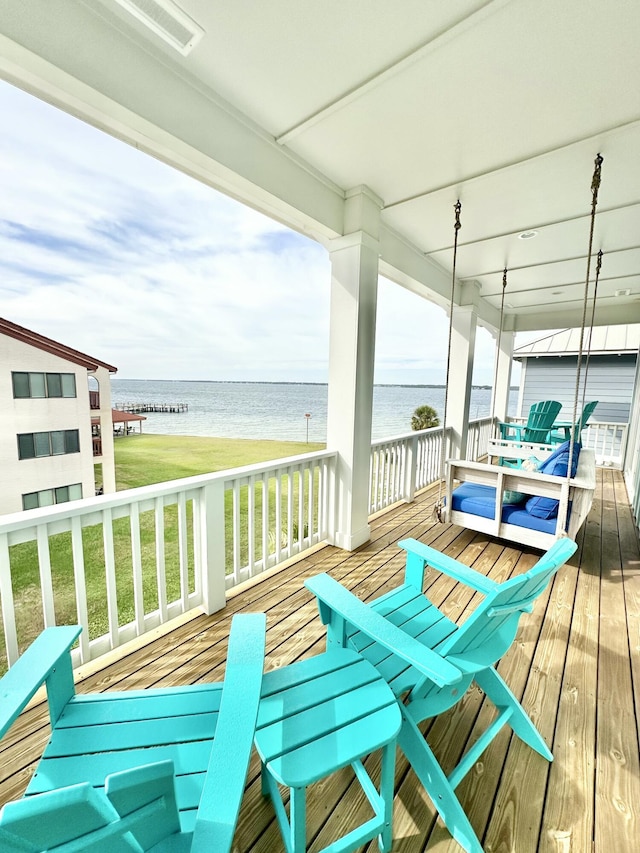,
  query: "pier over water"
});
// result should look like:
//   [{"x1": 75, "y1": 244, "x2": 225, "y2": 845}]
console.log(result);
[{"x1": 115, "y1": 402, "x2": 189, "y2": 414}]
